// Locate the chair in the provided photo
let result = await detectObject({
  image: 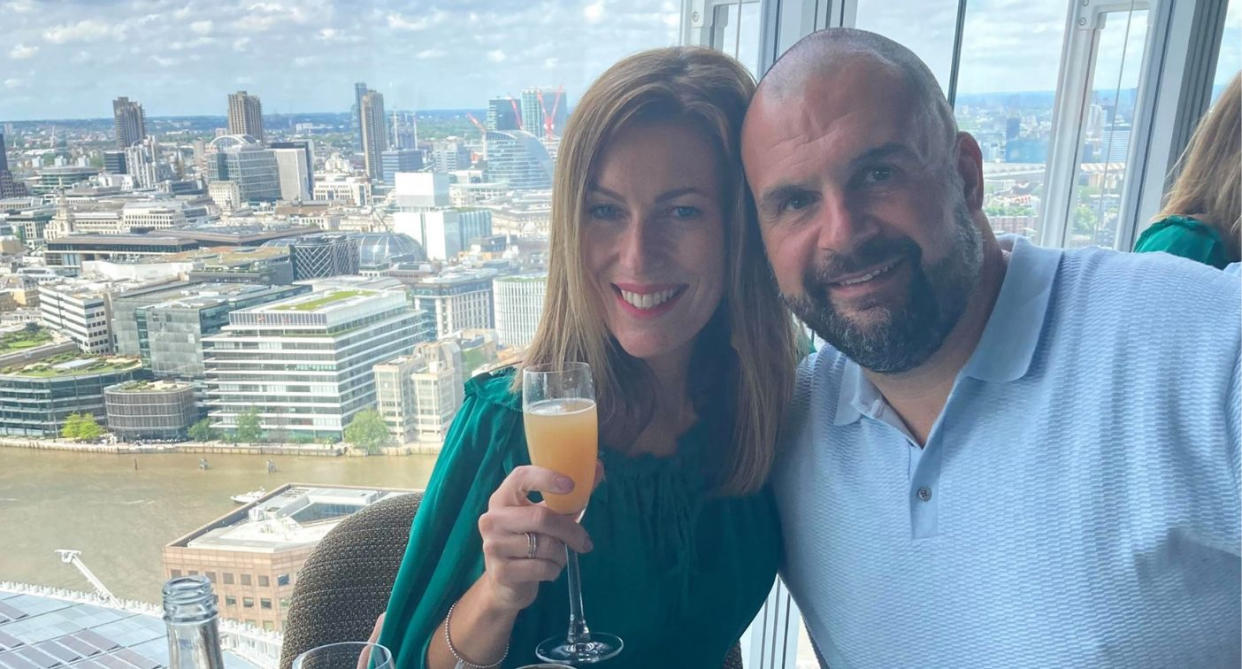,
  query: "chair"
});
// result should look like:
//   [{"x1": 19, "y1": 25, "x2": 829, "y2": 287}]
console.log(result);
[{"x1": 278, "y1": 491, "x2": 743, "y2": 669}]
